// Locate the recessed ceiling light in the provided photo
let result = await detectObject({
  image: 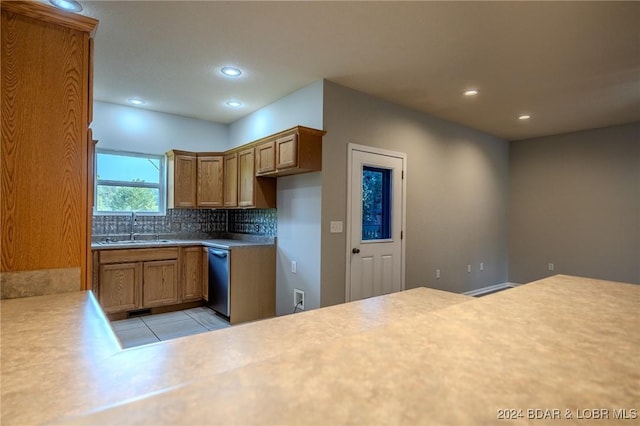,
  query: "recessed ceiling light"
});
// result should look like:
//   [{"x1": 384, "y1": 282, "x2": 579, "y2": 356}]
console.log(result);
[
  {"x1": 49, "y1": 0, "x2": 82, "y2": 12},
  {"x1": 464, "y1": 89, "x2": 479, "y2": 96},
  {"x1": 226, "y1": 100, "x2": 243, "y2": 108},
  {"x1": 220, "y1": 67, "x2": 242, "y2": 78},
  {"x1": 518, "y1": 114, "x2": 531, "y2": 120},
  {"x1": 127, "y1": 98, "x2": 146, "y2": 106}
]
